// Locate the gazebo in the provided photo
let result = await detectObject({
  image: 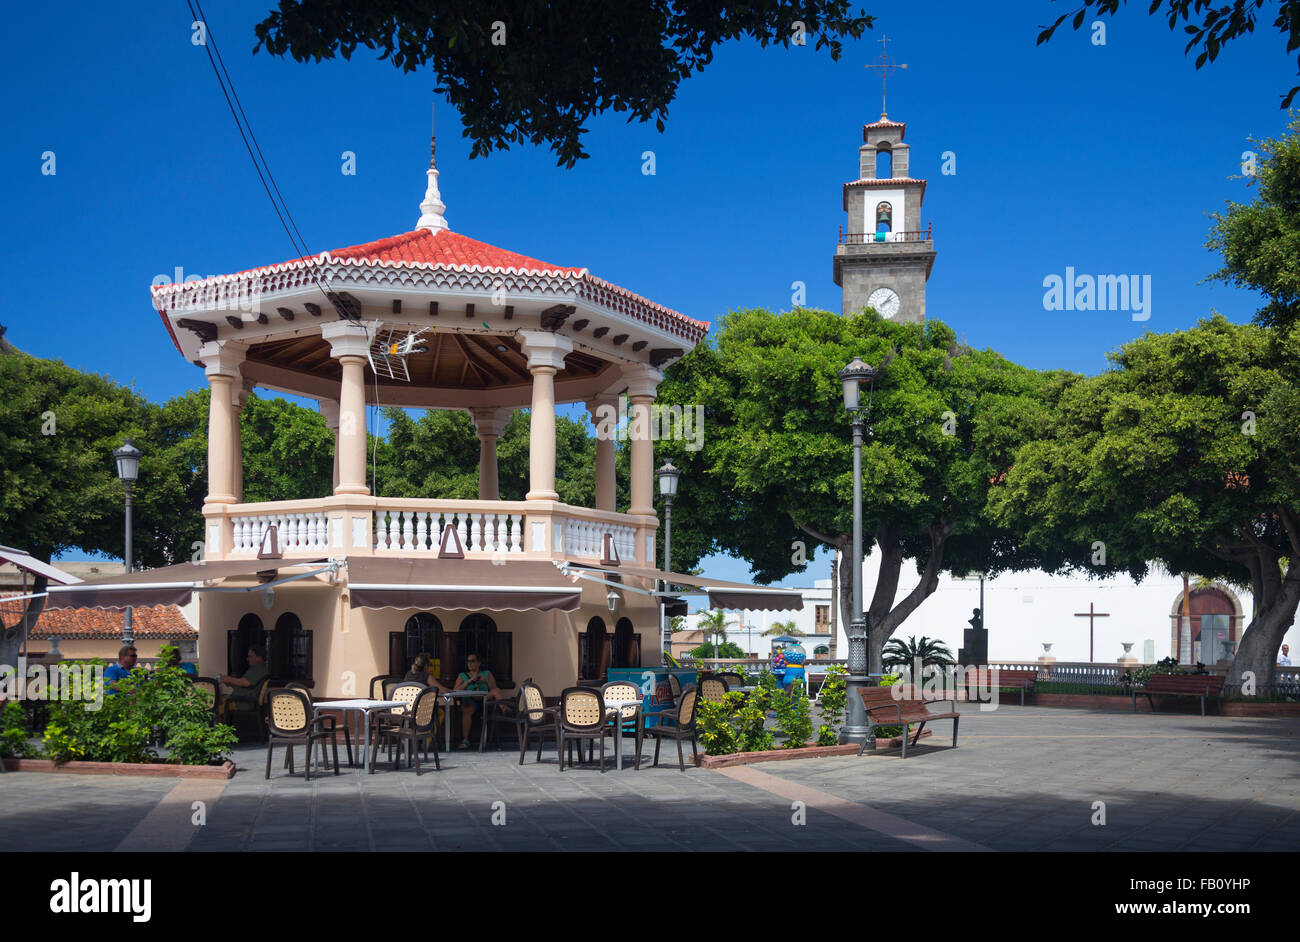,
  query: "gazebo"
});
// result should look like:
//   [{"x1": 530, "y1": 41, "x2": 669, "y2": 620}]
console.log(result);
[{"x1": 49, "y1": 123, "x2": 799, "y2": 697}]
